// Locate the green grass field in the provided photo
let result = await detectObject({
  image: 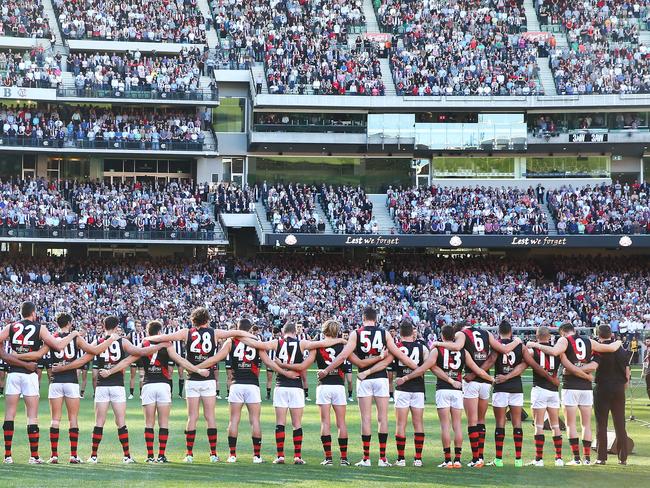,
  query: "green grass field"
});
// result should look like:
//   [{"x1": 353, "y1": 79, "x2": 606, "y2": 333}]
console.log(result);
[{"x1": 0, "y1": 369, "x2": 648, "y2": 488}]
